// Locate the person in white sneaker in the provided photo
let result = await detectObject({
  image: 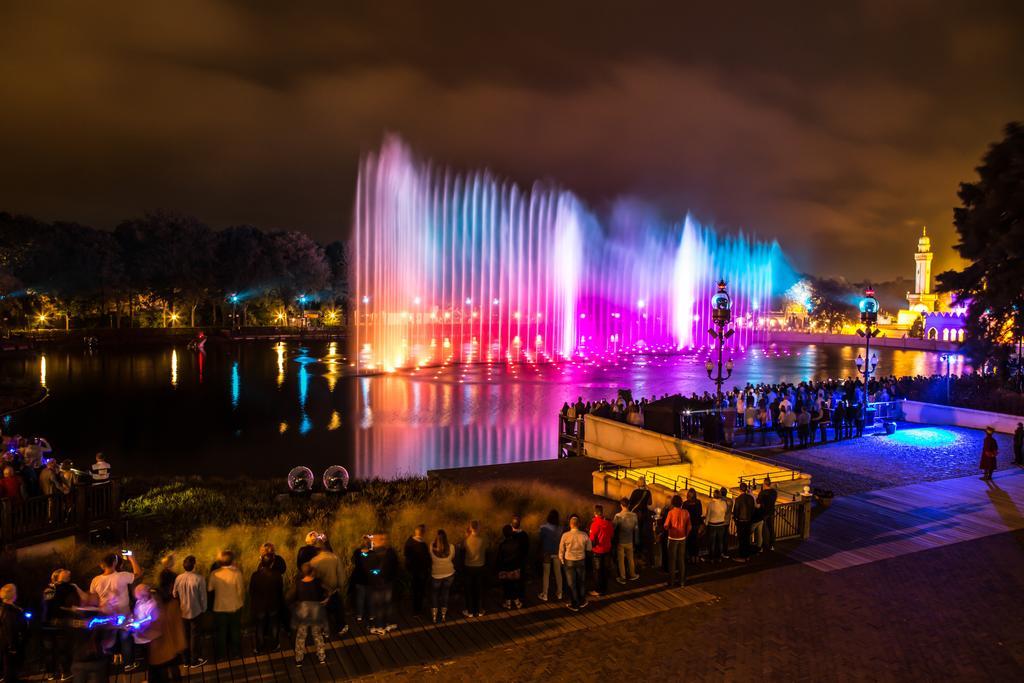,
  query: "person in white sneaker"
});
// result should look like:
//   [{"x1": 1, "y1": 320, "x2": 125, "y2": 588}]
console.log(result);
[
  {"x1": 558, "y1": 515, "x2": 591, "y2": 611},
  {"x1": 612, "y1": 498, "x2": 640, "y2": 583}
]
